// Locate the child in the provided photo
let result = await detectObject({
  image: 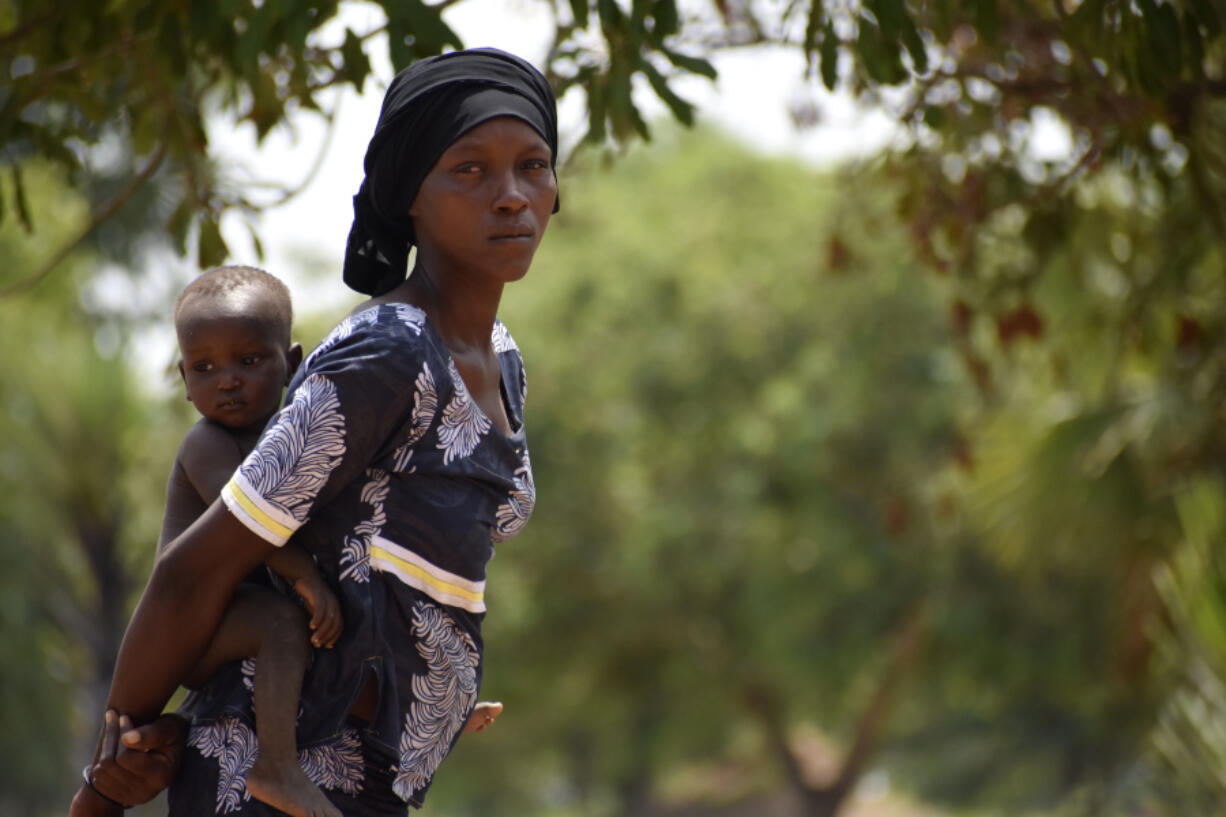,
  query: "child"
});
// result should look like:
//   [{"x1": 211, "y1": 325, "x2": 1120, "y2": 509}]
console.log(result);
[
  {"x1": 160, "y1": 266, "x2": 500, "y2": 815},
  {"x1": 161, "y1": 265, "x2": 342, "y2": 817}
]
